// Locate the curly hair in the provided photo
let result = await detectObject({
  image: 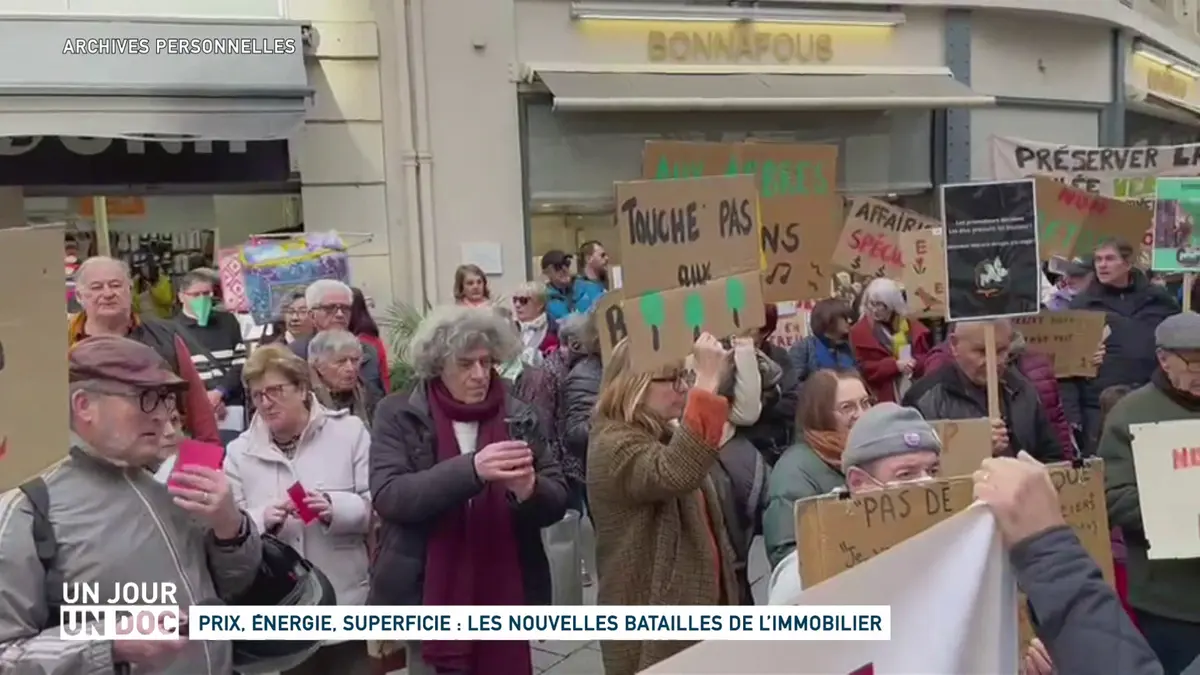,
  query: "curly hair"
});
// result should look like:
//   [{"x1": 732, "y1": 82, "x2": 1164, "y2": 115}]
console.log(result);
[{"x1": 409, "y1": 304, "x2": 522, "y2": 379}]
